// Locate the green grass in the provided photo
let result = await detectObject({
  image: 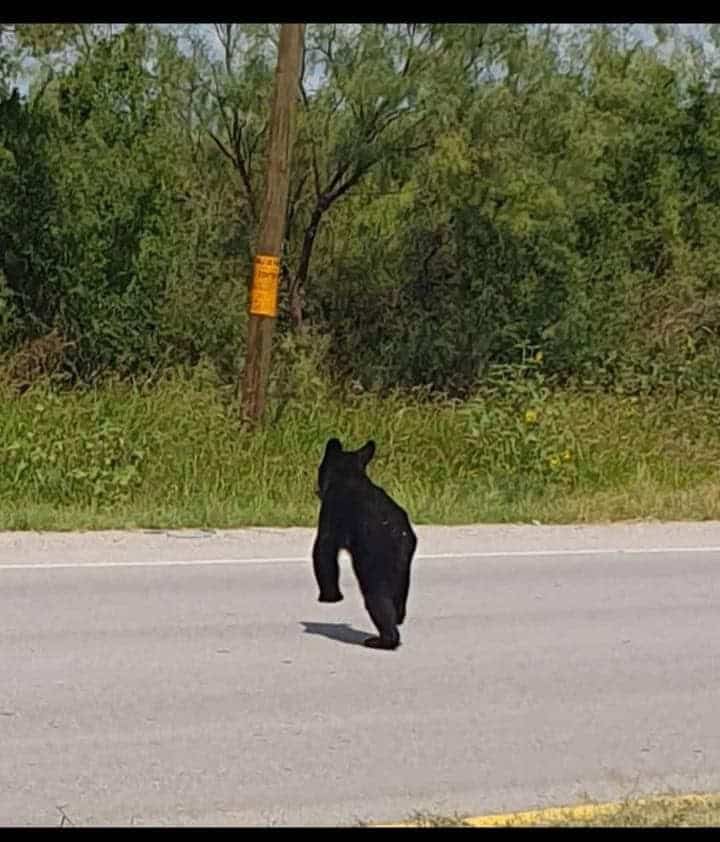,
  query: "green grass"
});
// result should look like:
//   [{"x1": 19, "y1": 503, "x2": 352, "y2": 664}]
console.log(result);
[
  {"x1": 401, "y1": 792, "x2": 720, "y2": 827},
  {"x1": 0, "y1": 366, "x2": 719, "y2": 531}
]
